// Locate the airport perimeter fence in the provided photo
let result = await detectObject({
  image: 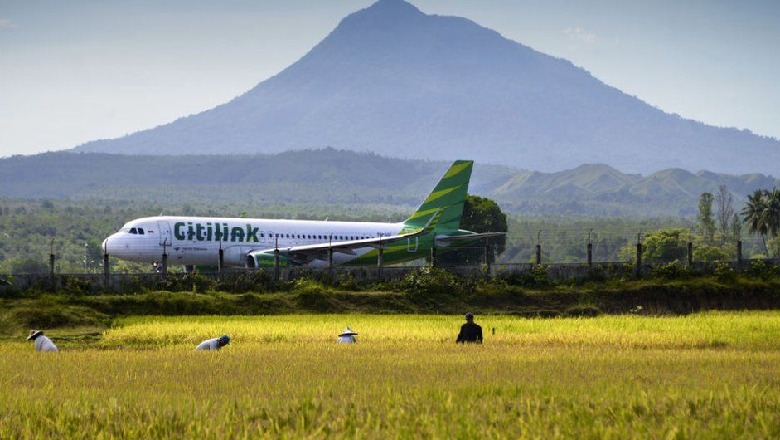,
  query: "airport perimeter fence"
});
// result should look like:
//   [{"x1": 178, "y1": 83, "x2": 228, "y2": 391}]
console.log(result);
[
  {"x1": 0, "y1": 234, "x2": 776, "y2": 293},
  {"x1": 3, "y1": 256, "x2": 779, "y2": 295}
]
